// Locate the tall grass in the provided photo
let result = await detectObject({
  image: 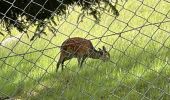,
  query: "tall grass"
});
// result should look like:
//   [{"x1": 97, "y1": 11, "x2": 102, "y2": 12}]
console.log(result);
[{"x1": 0, "y1": 0, "x2": 170, "y2": 99}]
